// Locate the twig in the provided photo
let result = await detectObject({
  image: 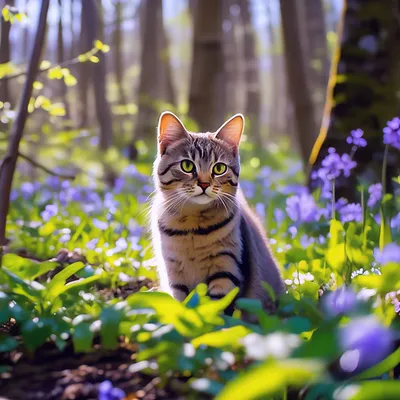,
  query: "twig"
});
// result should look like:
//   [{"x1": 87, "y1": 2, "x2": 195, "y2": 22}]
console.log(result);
[
  {"x1": 0, "y1": 48, "x2": 100, "y2": 82},
  {"x1": 0, "y1": 0, "x2": 50, "y2": 247},
  {"x1": 18, "y1": 151, "x2": 76, "y2": 180}
]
